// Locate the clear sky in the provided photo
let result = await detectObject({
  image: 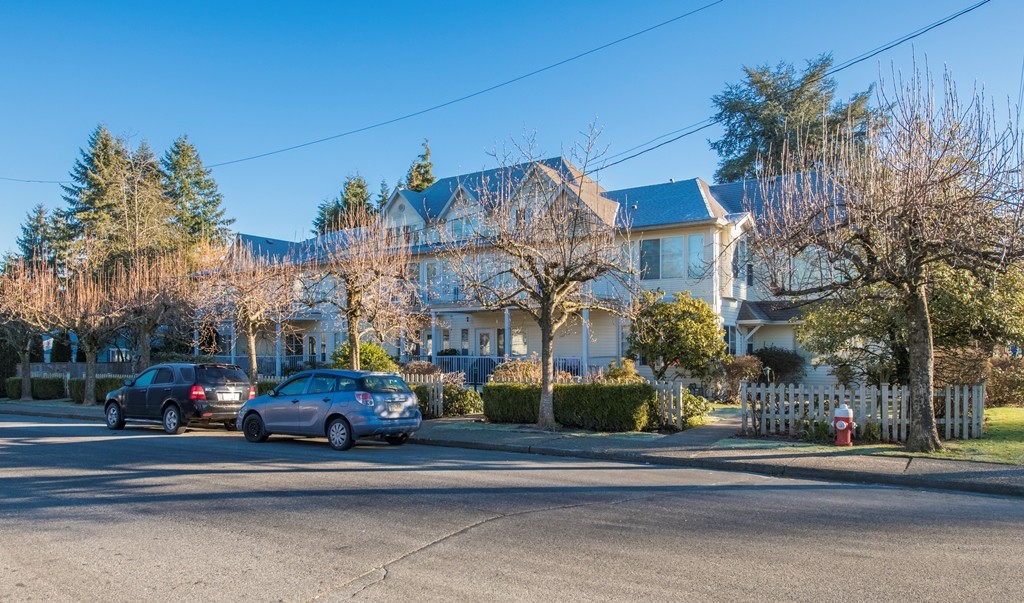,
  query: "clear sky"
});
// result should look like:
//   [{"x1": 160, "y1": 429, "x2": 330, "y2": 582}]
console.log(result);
[{"x1": 1, "y1": 0, "x2": 1021, "y2": 250}]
